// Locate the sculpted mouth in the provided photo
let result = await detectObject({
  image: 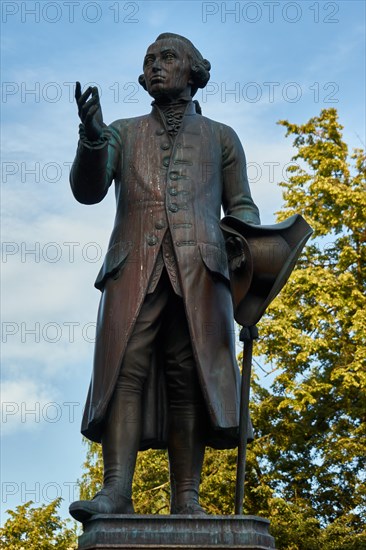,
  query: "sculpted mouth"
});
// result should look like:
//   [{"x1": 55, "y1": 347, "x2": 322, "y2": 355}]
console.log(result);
[{"x1": 150, "y1": 76, "x2": 165, "y2": 84}]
